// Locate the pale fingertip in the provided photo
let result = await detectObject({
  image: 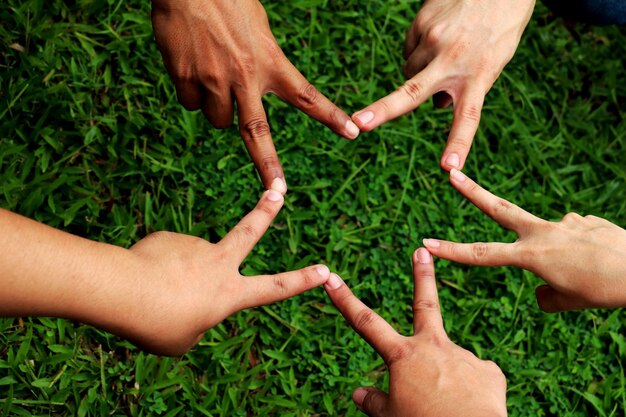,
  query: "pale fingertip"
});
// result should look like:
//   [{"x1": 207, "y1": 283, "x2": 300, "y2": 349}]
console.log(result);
[
  {"x1": 416, "y1": 247, "x2": 432, "y2": 264},
  {"x1": 422, "y1": 238, "x2": 441, "y2": 249},
  {"x1": 315, "y1": 264, "x2": 331, "y2": 278},
  {"x1": 450, "y1": 168, "x2": 466, "y2": 183},
  {"x1": 270, "y1": 177, "x2": 287, "y2": 195},
  {"x1": 324, "y1": 273, "x2": 344, "y2": 290},
  {"x1": 266, "y1": 189, "x2": 283, "y2": 202},
  {"x1": 352, "y1": 388, "x2": 368, "y2": 408},
  {"x1": 354, "y1": 110, "x2": 375, "y2": 126},
  {"x1": 345, "y1": 120, "x2": 360, "y2": 139},
  {"x1": 445, "y1": 153, "x2": 460, "y2": 170}
]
